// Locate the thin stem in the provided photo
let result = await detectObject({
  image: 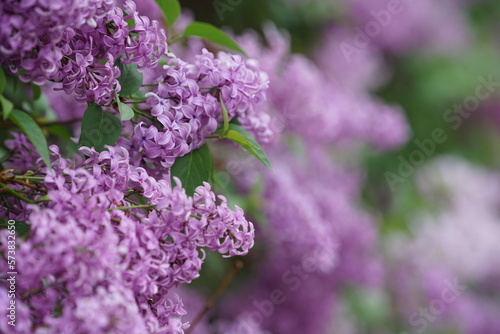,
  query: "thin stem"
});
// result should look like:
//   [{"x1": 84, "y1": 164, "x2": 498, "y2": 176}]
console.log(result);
[
  {"x1": 132, "y1": 108, "x2": 154, "y2": 120},
  {"x1": 186, "y1": 260, "x2": 244, "y2": 334},
  {"x1": 121, "y1": 198, "x2": 203, "y2": 219},
  {"x1": 38, "y1": 118, "x2": 82, "y2": 127},
  {"x1": 0, "y1": 182, "x2": 49, "y2": 204},
  {"x1": 109, "y1": 204, "x2": 156, "y2": 211},
  {"x1": 14, "y1": 176, "x2": 45, "y2": 181},
  {"x1": 125, "y1": 198, "x2": 143, "y2": 206}
]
